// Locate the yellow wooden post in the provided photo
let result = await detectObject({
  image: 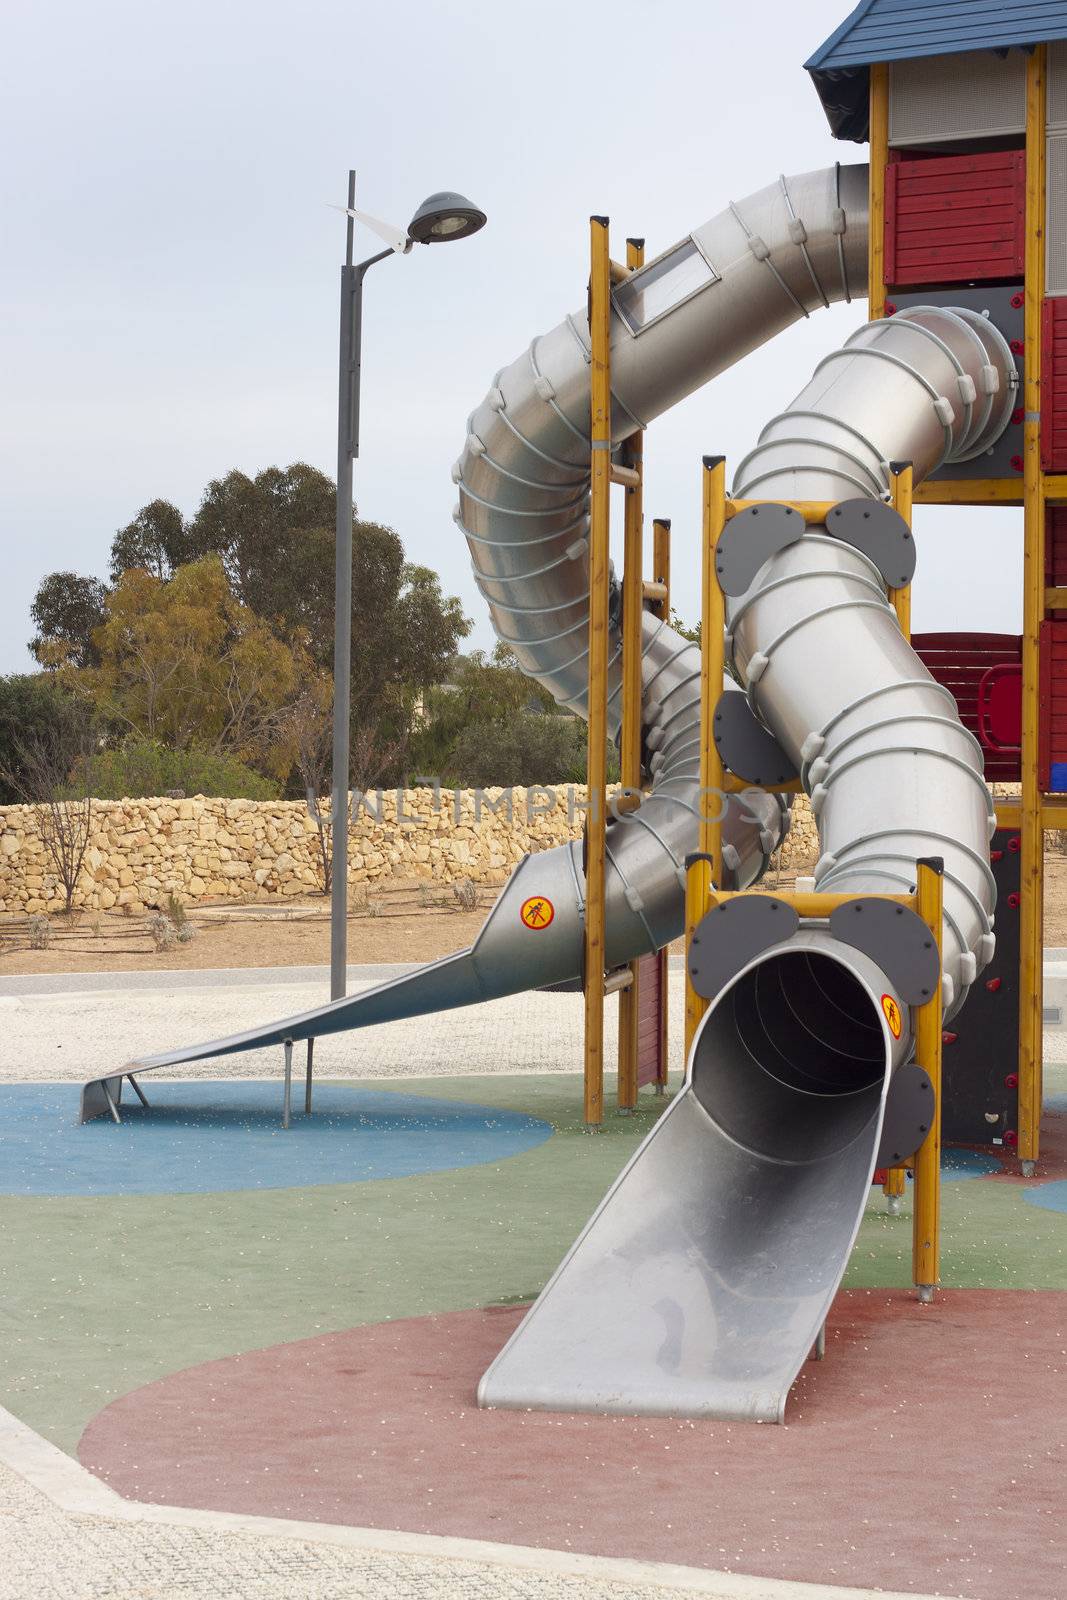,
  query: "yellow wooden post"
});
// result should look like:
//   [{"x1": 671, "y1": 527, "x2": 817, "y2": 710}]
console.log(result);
[
  {"x1": 617, "y1": 237, "x2": 645, "y2": 1115},
  {"x1": 1019, "y1": 46, "x2": 1048, "y2": 1174},
  {"x1": 685, "y1": 457, "x2": 727, "y2": 1060},
  {"x1": 868, "y1": 62, "x2": 888, "y2": 321},
  {"x1": 652, "y1": 517, "x2": 672, "y2": 1093},
  {"x1": 885, "y1": 458, "x2": 914, "y2": 1215},
  {"x1": 652, "y1": 518, "x2": 671, "y2": 623},
  {"x1": 583, "y1": 215, "x2": 612, "y2": 1130},
  {"x1": 888, "y1": 461, "x2": 913, "y2": 638},
  {"x1": 912, "y1": 858, "x2": 944, "y2": 1300}
]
